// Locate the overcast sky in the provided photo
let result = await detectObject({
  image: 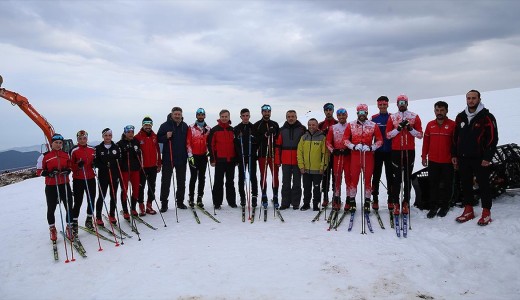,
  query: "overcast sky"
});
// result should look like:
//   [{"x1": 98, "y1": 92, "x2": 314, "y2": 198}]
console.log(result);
[{"x1": 1, "y1": 0, "x2": 519, "y2": 150}]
